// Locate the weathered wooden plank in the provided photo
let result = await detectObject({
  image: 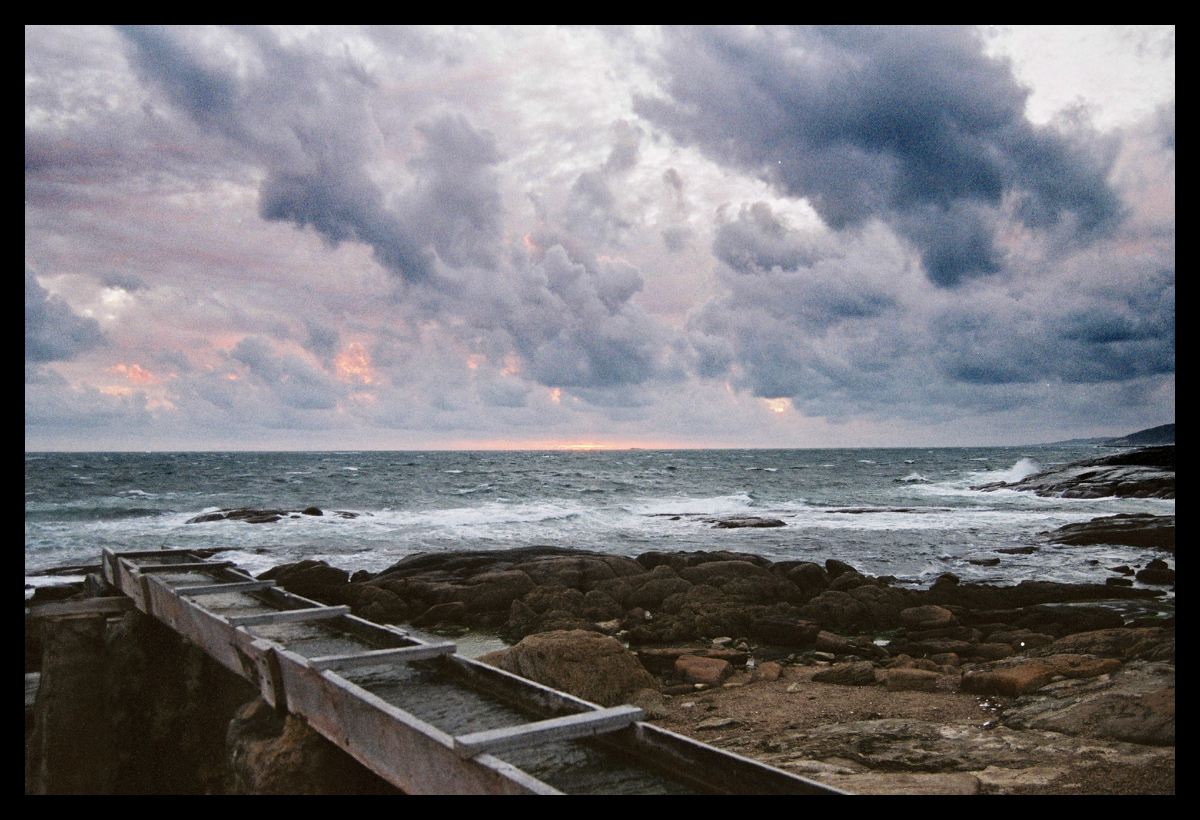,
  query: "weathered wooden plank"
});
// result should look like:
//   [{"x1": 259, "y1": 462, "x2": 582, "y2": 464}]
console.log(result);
[
  {"x1": 137, "y1": 561, "x2": 235, "y2": 573},
  {"x1": 107, "y1": 548, "x2": 204, "y2": 559},
  {"x1": 272, "y1": 648, "x2": 560, "y2": 794},
  {"x1": 453, "y1": 705, "x2": 644, "y2": 759},
  {"x1": 25, "y1": 596, "x2": 135, "y2": 619},
  {"x1": 175, "y1": 580, "x2": 276, "y2": 596},
  {"x1": 308, "y1": 642, "x2": 457, "y2": 671},
  {"x1": 227, "y1": 606, "x2": 351, "y2": 627},
  {"x1": 623, "y1": 722, "x2": 848, "y2": 795},
  {"x1": 96, "y1": 549, "x2": 845, "y2": 794}
]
